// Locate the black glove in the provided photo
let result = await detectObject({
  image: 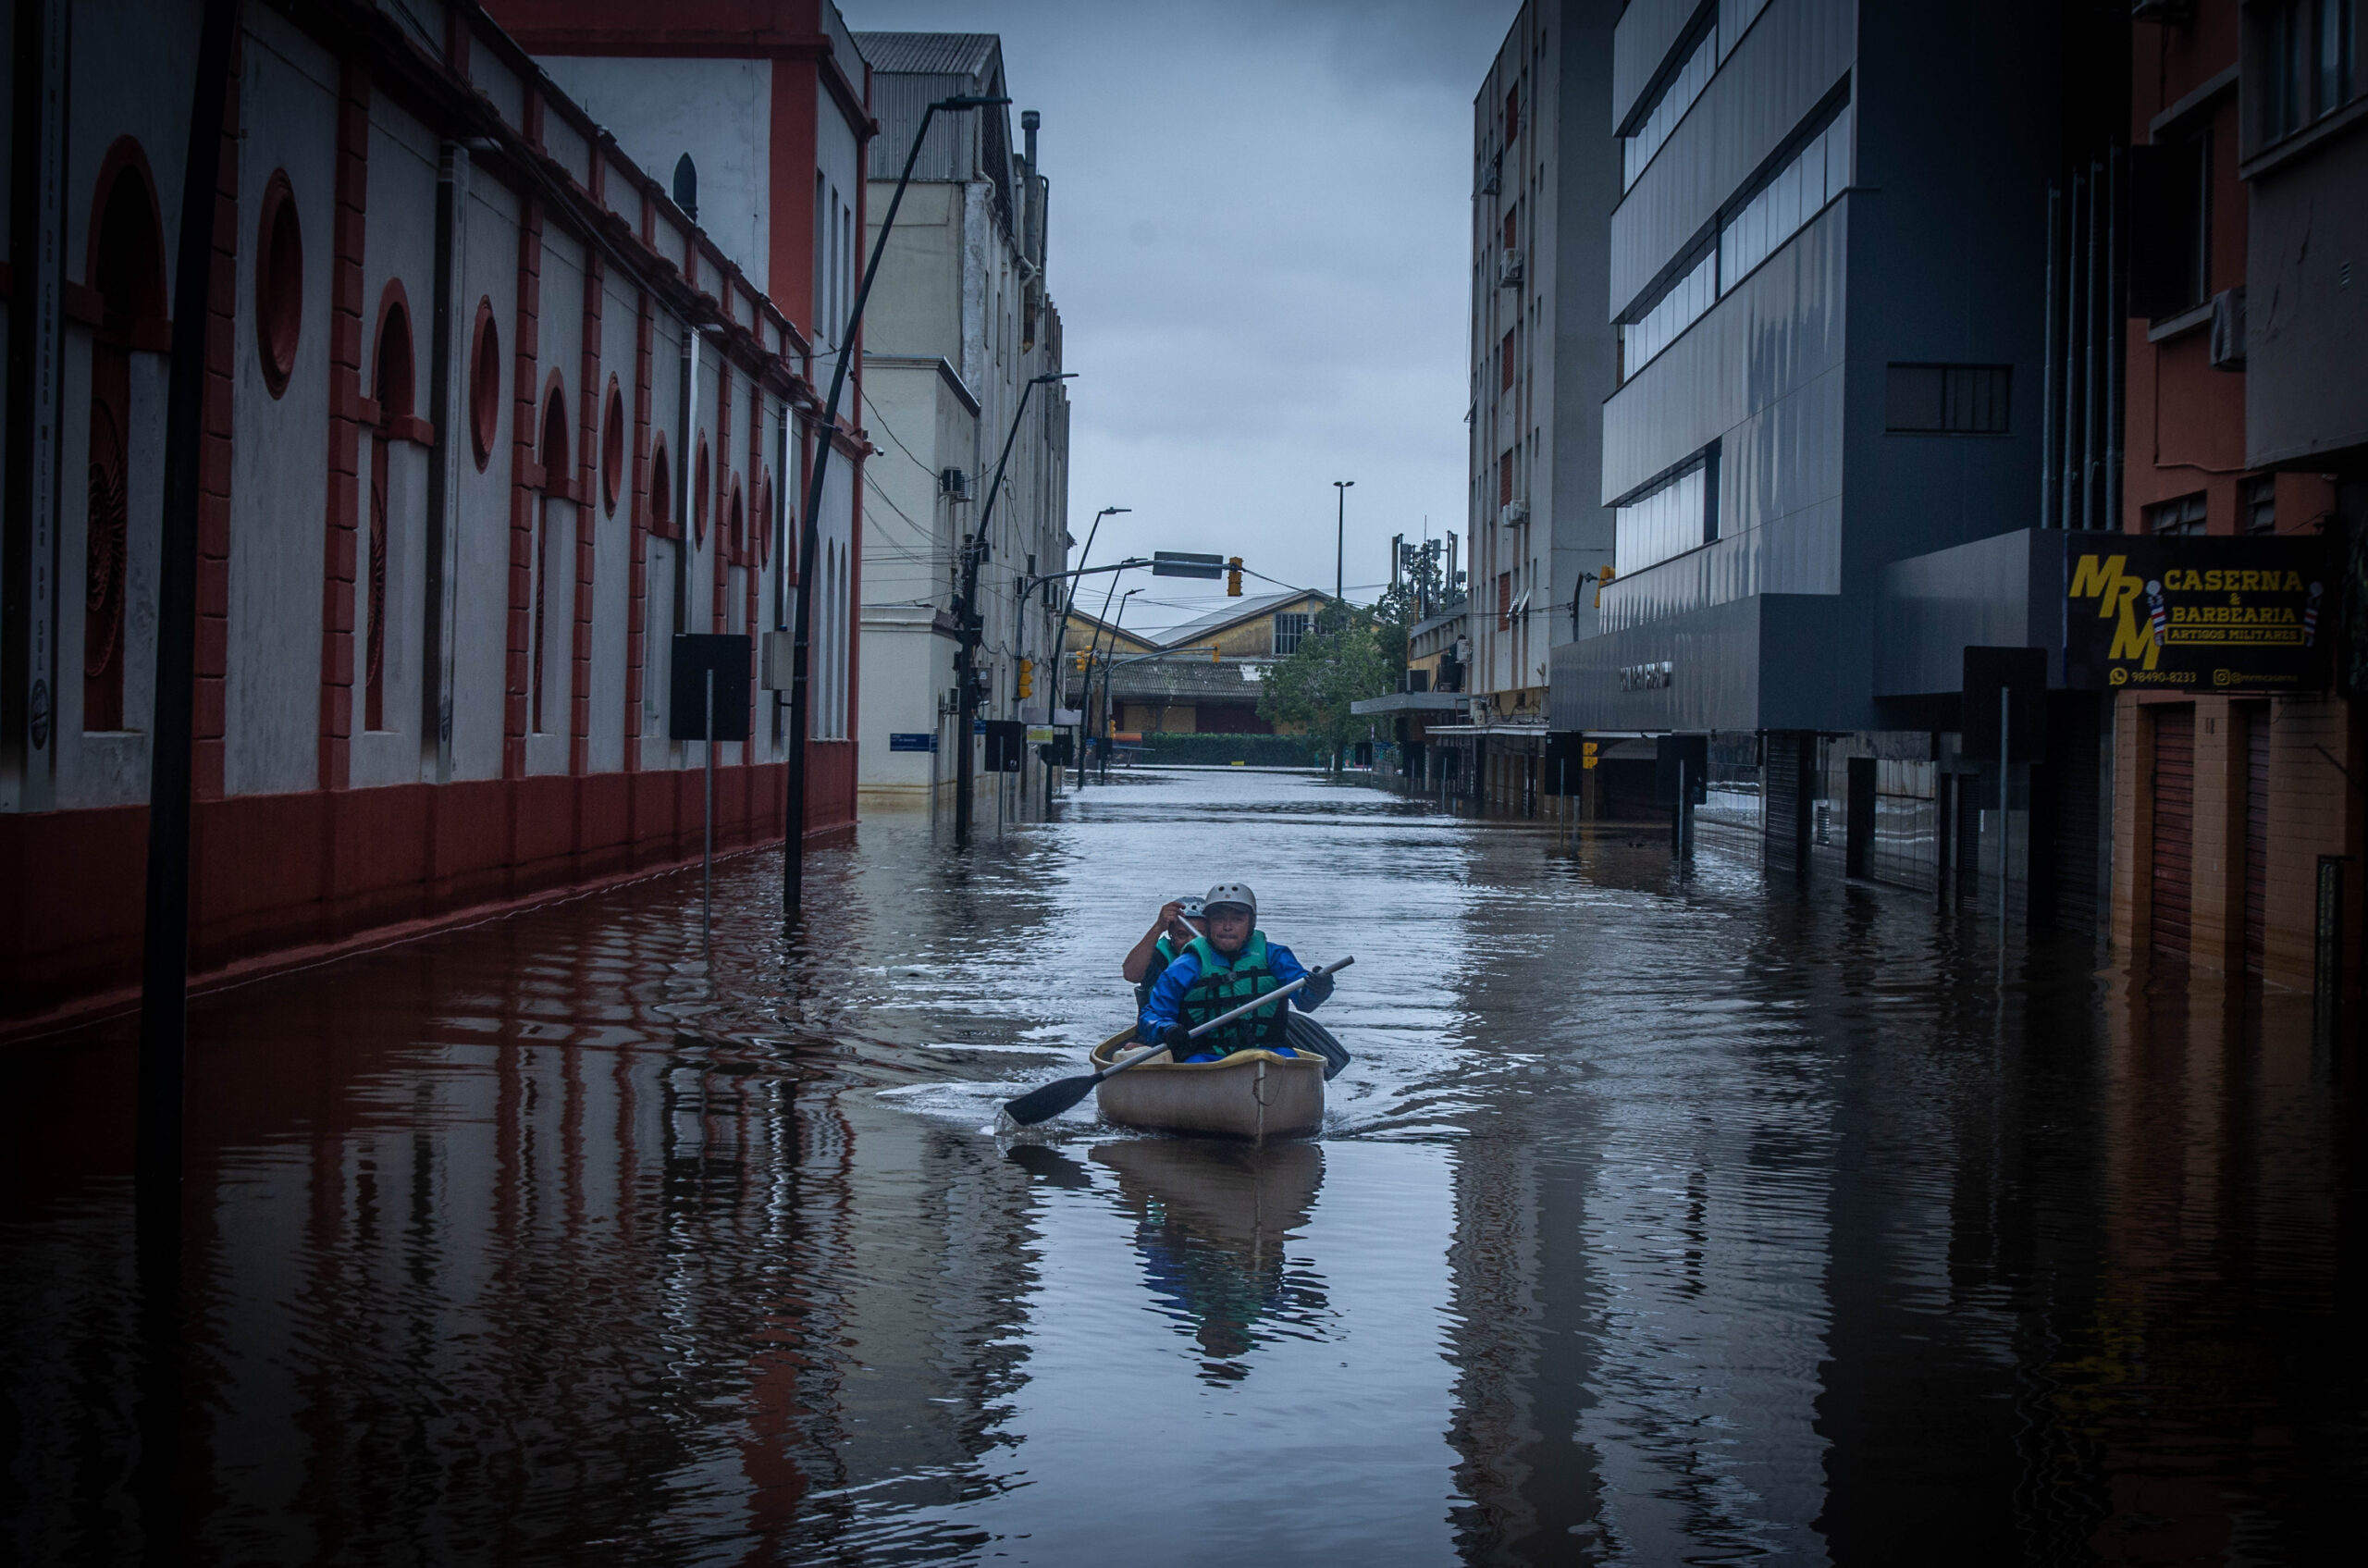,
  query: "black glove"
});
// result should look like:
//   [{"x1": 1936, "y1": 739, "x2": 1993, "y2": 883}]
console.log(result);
[
  {"x1": 1161, "y1": 1023, "x2": 1191, "y2": 1050},
  {"x1": 1301, "y1": 972, "x2": 1336, "y2": 1008}
]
